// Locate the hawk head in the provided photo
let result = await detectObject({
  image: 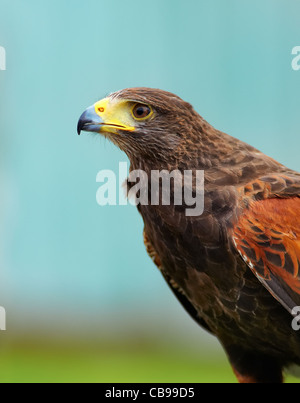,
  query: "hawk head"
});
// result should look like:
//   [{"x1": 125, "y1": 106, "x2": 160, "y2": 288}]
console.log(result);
[{"x1": 77, "y1": 87, "x2": 205, "y2": 164}]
